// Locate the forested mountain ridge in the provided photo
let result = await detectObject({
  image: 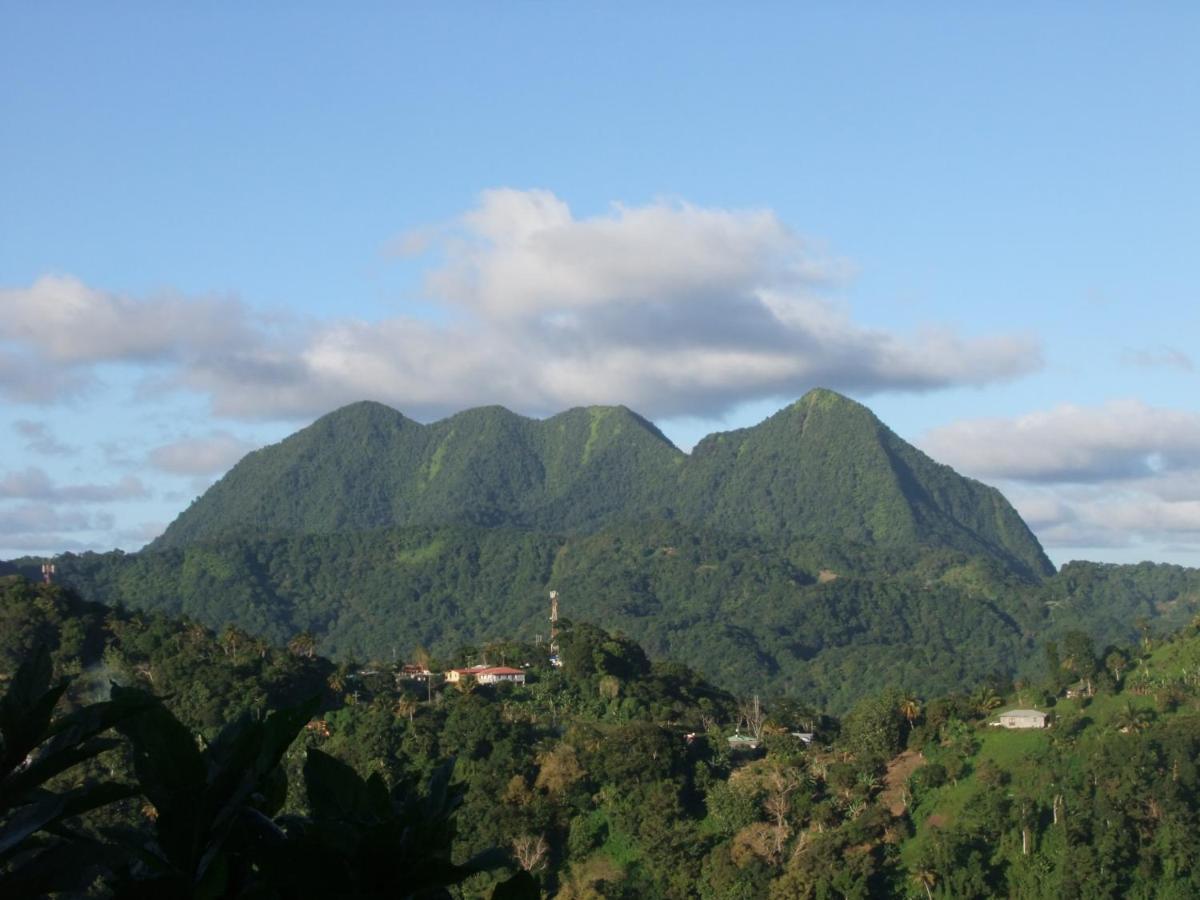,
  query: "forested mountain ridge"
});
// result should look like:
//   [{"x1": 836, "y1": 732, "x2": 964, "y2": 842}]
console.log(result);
[
  {"x1": 24, "y1": 524, "x2": 1042, "y2": 711},
  {"x1": 151, "y1": 388, "x2": 1053, "y2": 580},
  {"x1": 21, "y1": 523, "x2": 1200, "y2": 713}
]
